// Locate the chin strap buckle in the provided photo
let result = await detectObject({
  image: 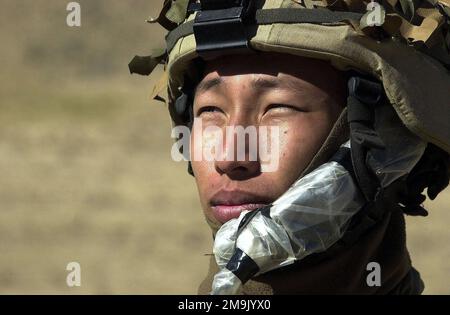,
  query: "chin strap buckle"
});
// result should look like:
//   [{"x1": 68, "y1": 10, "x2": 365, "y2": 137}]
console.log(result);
[{"x1": 347, "y1": 76, "x2": 386, "y2": 202}]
